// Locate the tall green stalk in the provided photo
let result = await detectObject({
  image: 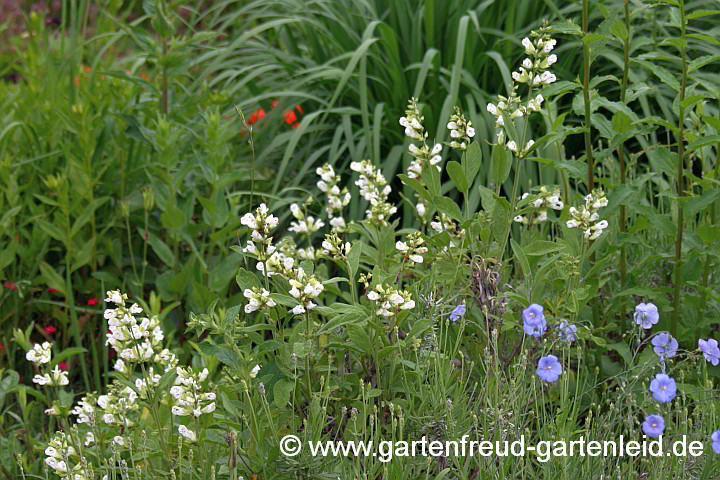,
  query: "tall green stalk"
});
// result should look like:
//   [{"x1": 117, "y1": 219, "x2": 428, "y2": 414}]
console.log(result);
[
  {"x1": 672, "y1": 0, "x2": 689, "y2": 338},
  {"x1": 583, "y1": 0, "x2": 594, "y2": 193},
  {"x1": 617, "y1": 0, "x2": 630, "y2": 296},
  {"x1": 582, "y1": 0, "x2": 600, "y2": 327}
]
